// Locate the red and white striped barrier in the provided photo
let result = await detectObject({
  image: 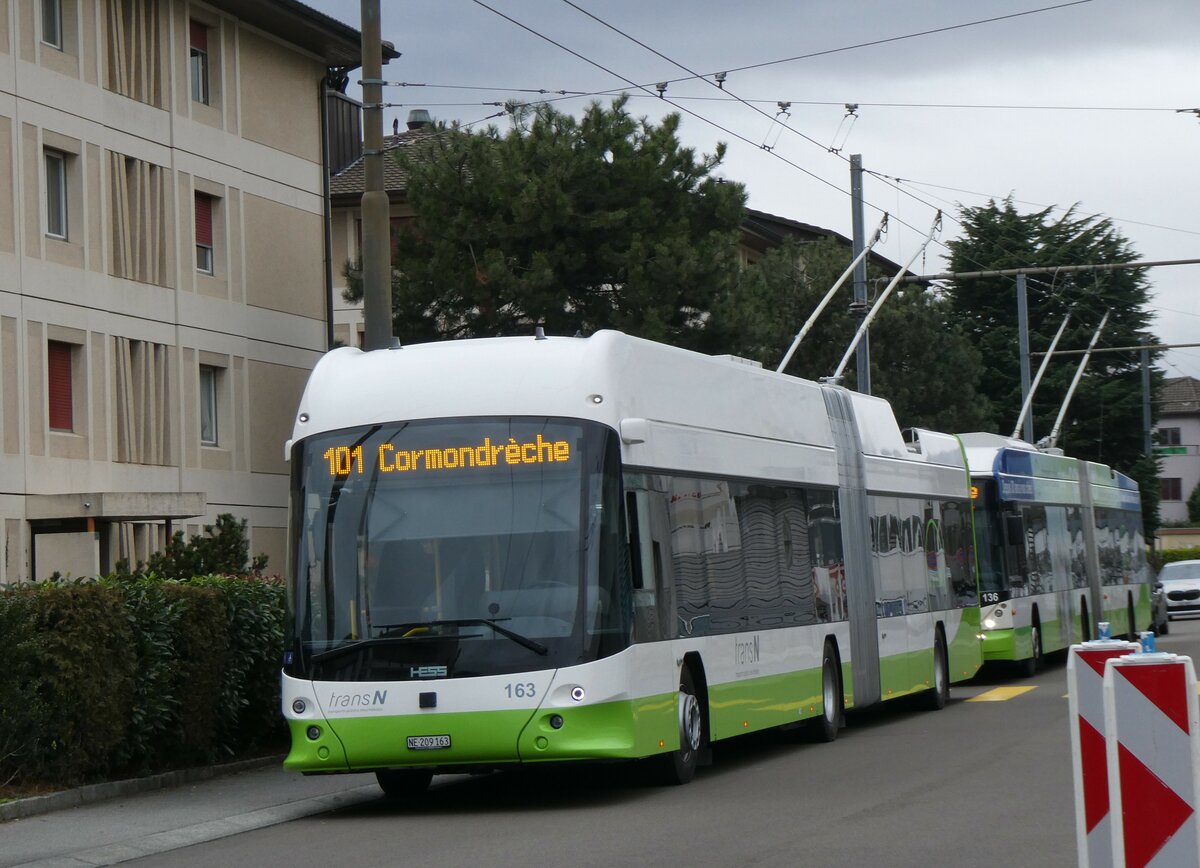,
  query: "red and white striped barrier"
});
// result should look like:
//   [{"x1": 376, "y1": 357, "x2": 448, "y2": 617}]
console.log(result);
[
  {"x1": 1069, "y1": 640, "x2": 1140, "y2": 868},
  {"x1": 1103, "y1": 652, "x2": 1200, "y2": 868}
]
